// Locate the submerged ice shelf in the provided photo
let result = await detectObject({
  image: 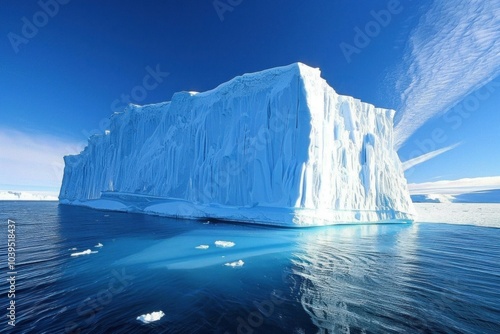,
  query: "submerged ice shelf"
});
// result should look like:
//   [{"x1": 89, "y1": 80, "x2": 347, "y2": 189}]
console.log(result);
[{"x1": 59, "y1": 63, "x2": 415, "y2": 226}]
